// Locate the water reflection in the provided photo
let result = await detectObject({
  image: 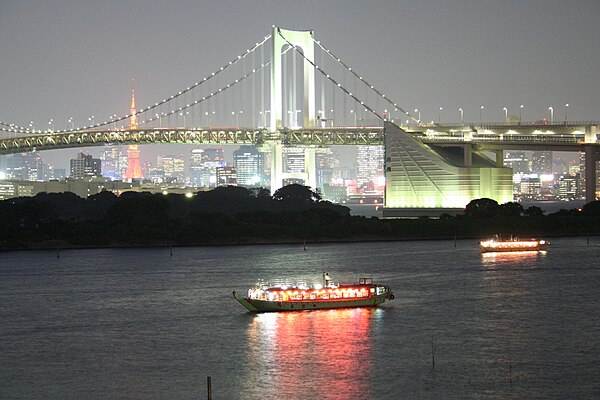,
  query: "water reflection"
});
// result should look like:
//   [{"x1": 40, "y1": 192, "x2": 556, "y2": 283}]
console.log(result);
[
  {"x1": 481, "y1": 251, "x2": 546, "y2": 268},
  {"x1": 242, "y1": 308, "x2": 378, "y2": 399}
]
